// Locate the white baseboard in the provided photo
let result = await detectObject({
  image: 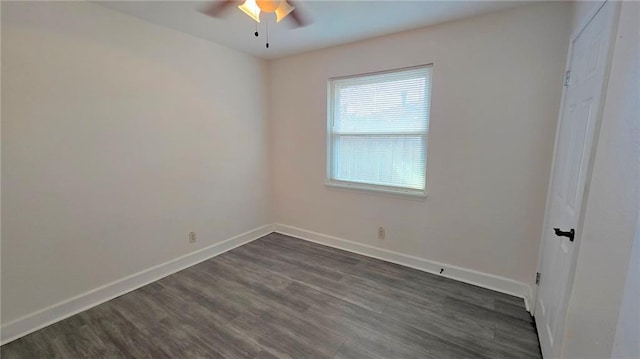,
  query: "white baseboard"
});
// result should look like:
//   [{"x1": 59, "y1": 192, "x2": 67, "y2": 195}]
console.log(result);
[
  {"x1": 0, "y1": 224, "x2": 274, "y2": 345},
  {"x1": 2, "y1": 222, "x2": 534, "y2": 345},
  {"x1": 274, "y1": 224, "x2": 533, "y2": 308}
]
